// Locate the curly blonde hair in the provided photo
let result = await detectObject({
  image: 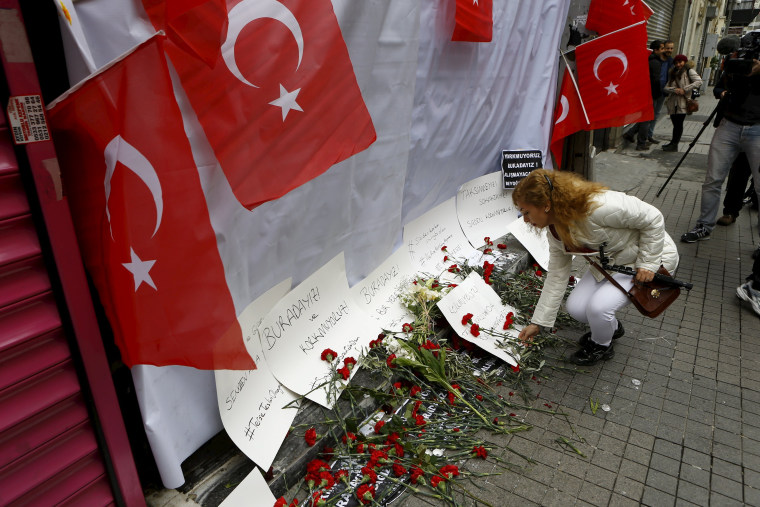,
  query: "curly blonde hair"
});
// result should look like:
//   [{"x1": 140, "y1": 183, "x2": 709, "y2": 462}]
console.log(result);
[{"x1": 512, "y1": 169, "x2": 607, "y2": 250}]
